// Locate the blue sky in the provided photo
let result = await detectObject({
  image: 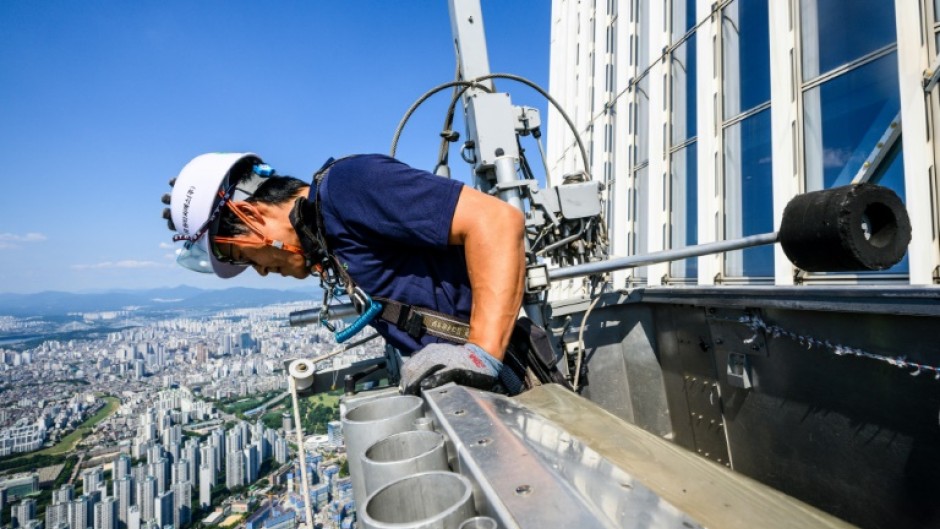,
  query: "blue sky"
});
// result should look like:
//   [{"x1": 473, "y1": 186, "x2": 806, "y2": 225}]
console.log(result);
[{"x1": 0, "y1": 1, "x2": 550, "y2": 294}]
